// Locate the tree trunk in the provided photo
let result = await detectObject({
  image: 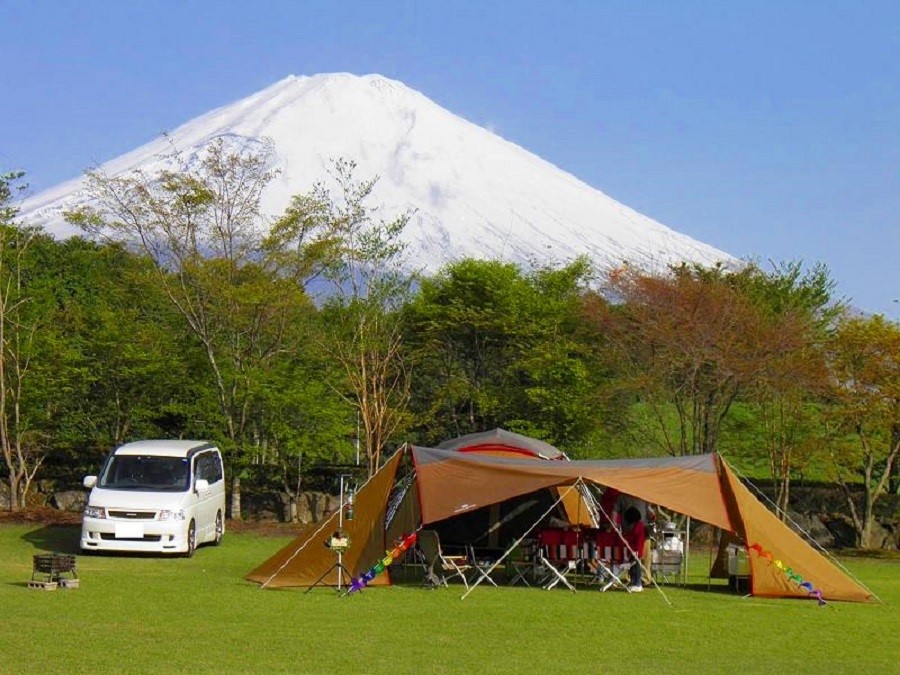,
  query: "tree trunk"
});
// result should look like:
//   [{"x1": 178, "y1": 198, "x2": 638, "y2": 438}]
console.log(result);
[
  {"x1": 775, "y1": 444, "x2": 791, "y2": 520},
  {"x1": 776, "y1": 470, "x2": 790, "y2": 521},
  {"x1": 859, "y1": 521, "x2": 873, "y2": 549},
  {"x1": 6, "y1": 475, "x2": 18, "y2": 512},
  {"x1": 230, "y1": 474, "x2": 242, "y2": 521},
  {"x1": 859, "y1": 488, "x2": 878, "y2": 549},
  {"x1": 837, "y1": 478, "x2": 864, "y2": 547},
  {"x1": 891, "y1": 424, "x2": 900, "y2": 494}
]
